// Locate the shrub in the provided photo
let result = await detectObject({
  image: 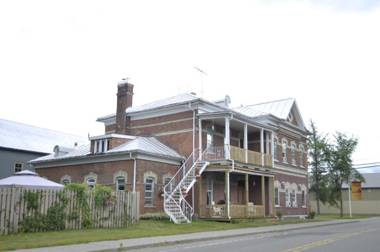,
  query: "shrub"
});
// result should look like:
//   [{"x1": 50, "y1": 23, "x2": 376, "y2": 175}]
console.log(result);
[
  {"x1": 276, "y1": 211, "x2": 283, "y2": 220},
  {"x1": 140, "y1": 212, "x2": 170, "y2": 221},
  {"x1": 307, "y1": 211, "x2": 316, "y2": 219}
]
